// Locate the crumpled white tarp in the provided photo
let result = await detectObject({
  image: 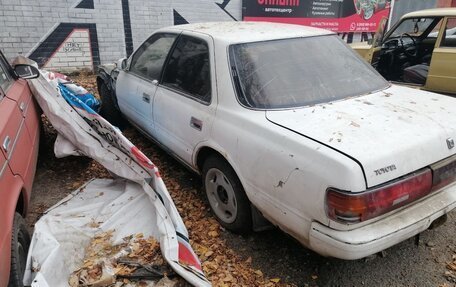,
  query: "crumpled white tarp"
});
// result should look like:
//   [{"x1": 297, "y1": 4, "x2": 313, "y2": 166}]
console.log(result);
[{"x1": 15, "y1": 56, "x2": 210, "y2": 287}]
